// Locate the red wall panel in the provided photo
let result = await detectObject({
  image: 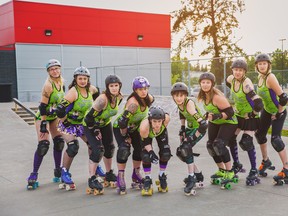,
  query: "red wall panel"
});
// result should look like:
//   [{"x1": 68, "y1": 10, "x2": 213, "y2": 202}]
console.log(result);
[
  {"x1": 0, "y1": 1, "x2": 15, "y2": 47},
  {"x1": 11, "y1": 1, "x2": 170, "y2": 48}
]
